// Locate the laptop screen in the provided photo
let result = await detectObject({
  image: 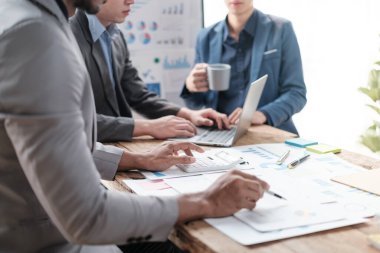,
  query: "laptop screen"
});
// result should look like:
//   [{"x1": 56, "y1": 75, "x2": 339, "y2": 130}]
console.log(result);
[{"x1": 233, "y1": 74, "x2": 268, "y2": 143}]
